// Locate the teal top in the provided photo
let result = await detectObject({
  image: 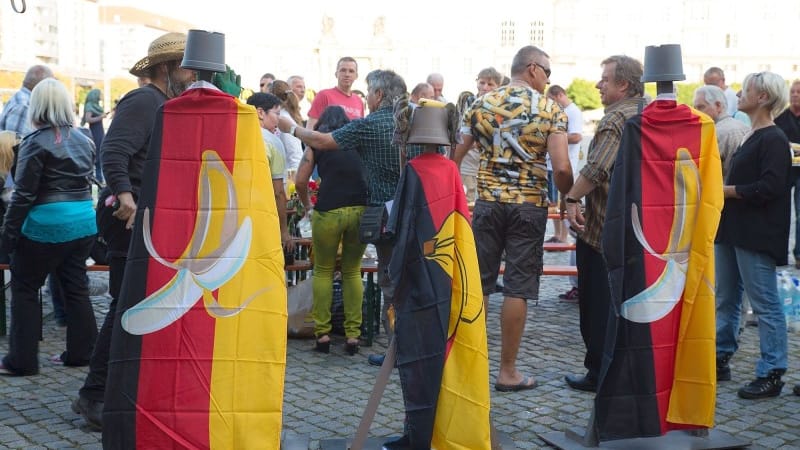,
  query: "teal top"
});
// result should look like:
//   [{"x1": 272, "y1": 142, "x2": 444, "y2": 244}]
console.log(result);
[{"x1": 22, "y1": 200, "x2": 97, "y2": 243}]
